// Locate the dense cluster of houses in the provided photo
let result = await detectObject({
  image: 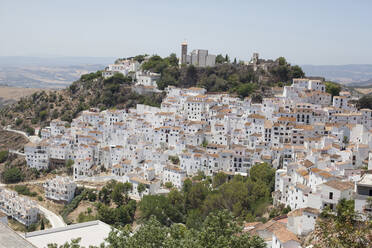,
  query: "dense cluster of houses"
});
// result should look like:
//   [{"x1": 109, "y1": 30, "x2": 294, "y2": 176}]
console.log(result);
[
  {"x1": 101, "y1": 58, "x2": 160, "y2": 93},
  {"x1": 24, "y1": 78, "x2": 372, "y2": 241},
  {"x1": 0, "y1": 188, "x2": 38, "y2": 226}
]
